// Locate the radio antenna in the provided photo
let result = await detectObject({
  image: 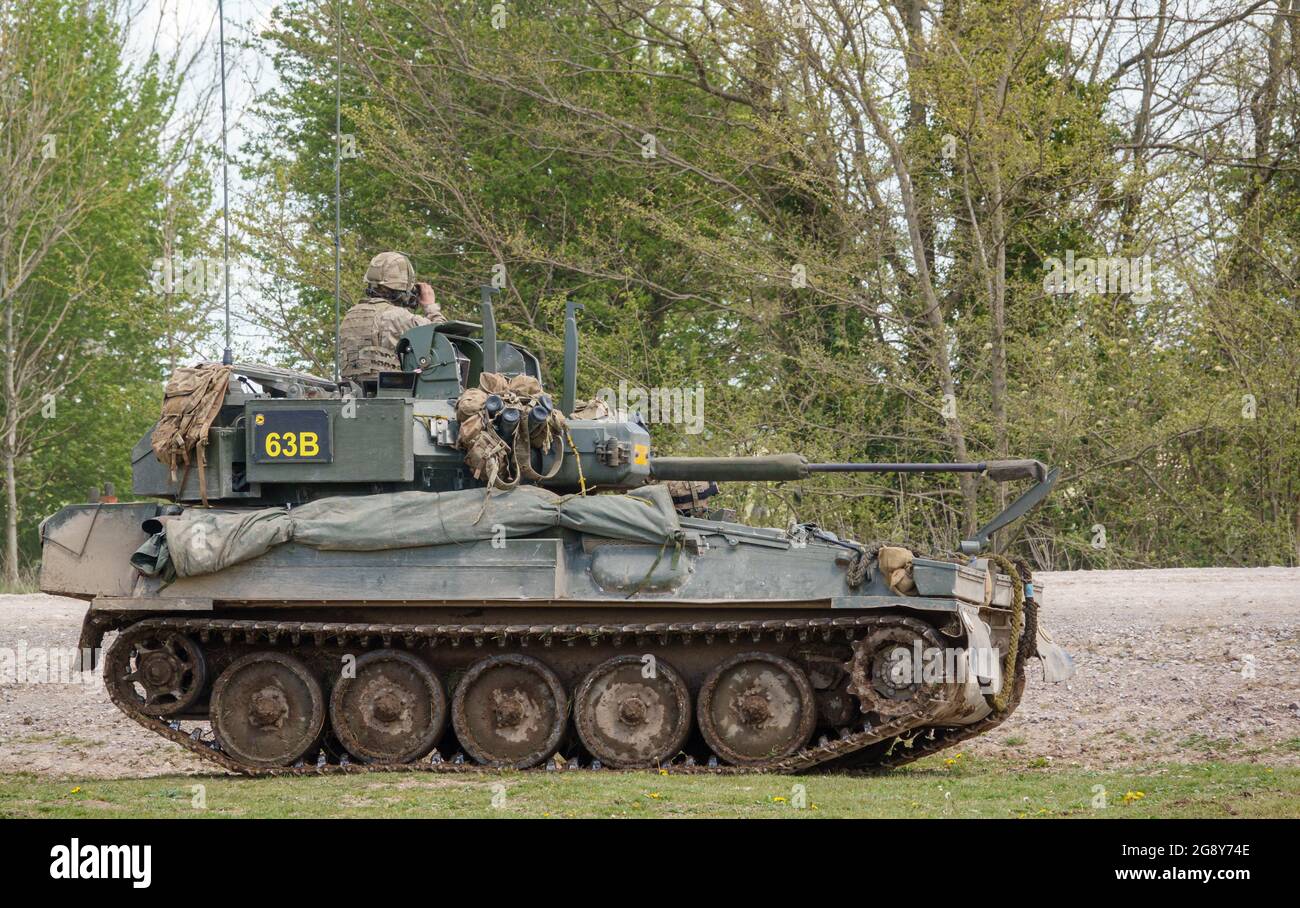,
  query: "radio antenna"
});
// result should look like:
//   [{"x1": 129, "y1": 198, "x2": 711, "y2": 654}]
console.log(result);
[
  {"x1": 332, "y1": 0, "x2": 343, "y2": 383},
  {"x1": 218, "y1": 0, "x2": 233, "y2": 366}
]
